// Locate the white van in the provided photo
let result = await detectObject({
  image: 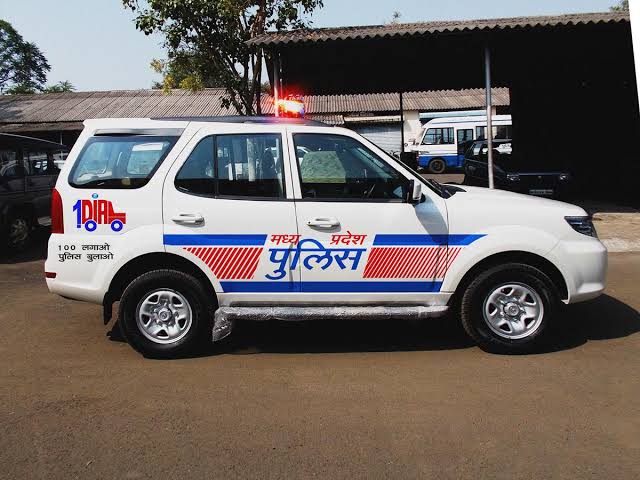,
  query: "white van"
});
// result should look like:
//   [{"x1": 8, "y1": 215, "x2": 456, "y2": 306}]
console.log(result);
[
  {"x1": 45, "y1": 117, "x2": 606, "y2": 358},
  {"x1": 408, "y1": 115, "x2": 512, "y2": 173}
]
